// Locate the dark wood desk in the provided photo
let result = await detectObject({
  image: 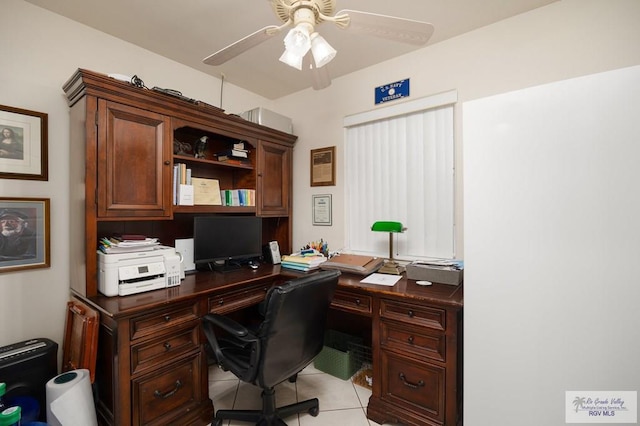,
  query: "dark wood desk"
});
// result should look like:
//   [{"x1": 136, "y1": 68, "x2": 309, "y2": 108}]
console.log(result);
[{"x1": 77, "y1": 265, "x2": 463, "y2": 426}]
